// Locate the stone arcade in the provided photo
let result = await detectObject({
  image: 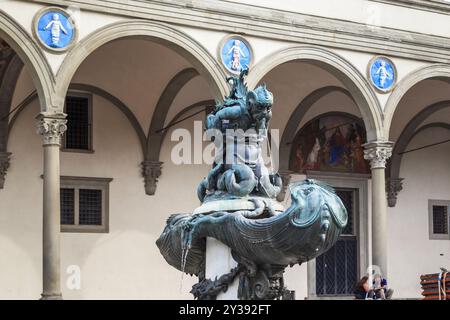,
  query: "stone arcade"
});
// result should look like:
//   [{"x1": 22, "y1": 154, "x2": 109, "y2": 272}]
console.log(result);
[
  {"x1": 0, "y1": 0, "x2": 449, "y2": 299},
  {"x1": 156, "y1": 70, "x2": 348, "y2": 299}
]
